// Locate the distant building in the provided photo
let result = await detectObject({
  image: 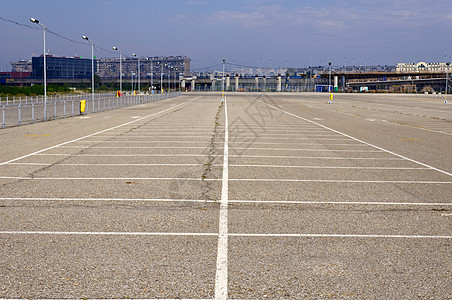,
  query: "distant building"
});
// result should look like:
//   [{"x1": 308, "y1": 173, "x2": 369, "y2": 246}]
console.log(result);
[
  {"x1": 396, "y1": 62, "x2": 452, "y2": 73},
  {"x1": 97, "y1": 56, "x2": 190, "y2": 79},
  {"x1": 32, "y1": 55, "x2": 96, "y2": 79},
  {"x1": 11, "y1": 60, "x2": 32, "y2": 72},
  {"x1": 0, "y1": 71, "x2": 32, "y2": 83}
]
